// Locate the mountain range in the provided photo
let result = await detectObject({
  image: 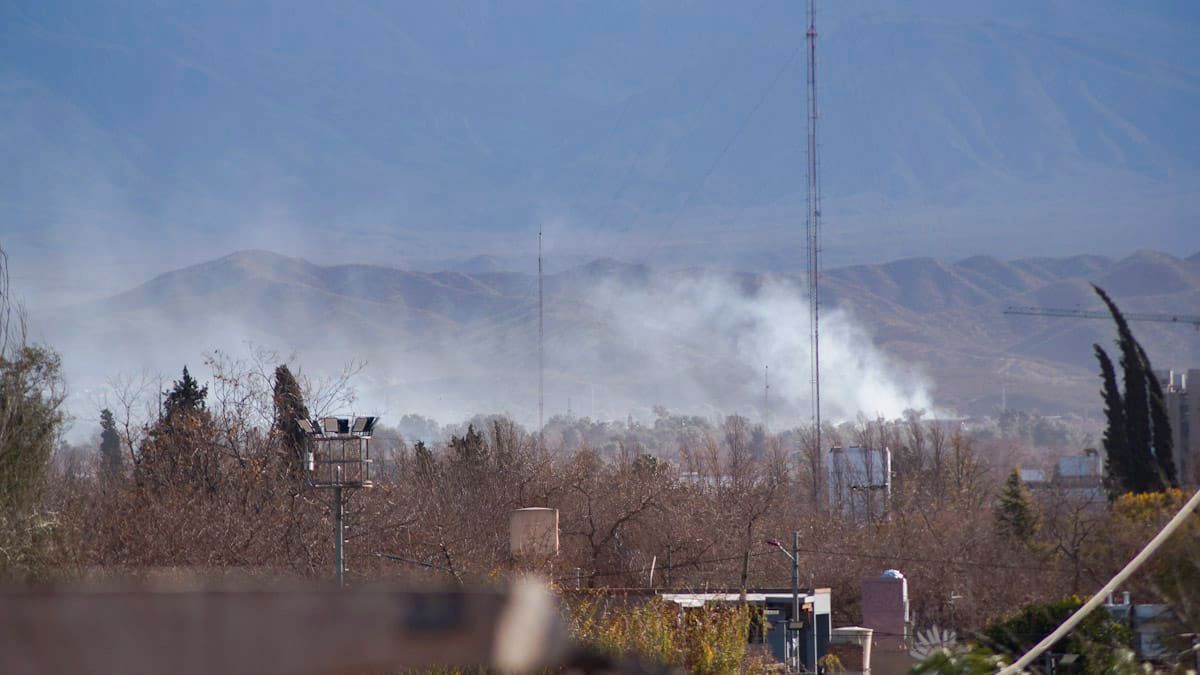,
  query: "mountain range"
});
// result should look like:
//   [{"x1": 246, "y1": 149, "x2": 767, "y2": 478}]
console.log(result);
[
  {"x1": 39, "y1": 248, "x2": 1200, "y2": 429},
  {"x1": 3, "y1": 1, "x2": 1199, "y2": 304}
]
